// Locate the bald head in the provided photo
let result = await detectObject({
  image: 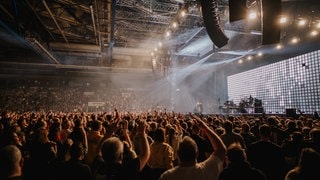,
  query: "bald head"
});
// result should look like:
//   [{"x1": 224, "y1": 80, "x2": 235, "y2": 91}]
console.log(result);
[
  {"x1": 0, "y1": 145, "x2": 23, "y2": 178},
  {"x1": 101, "y1": 137, "x2": 124, "y2": 164}
]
